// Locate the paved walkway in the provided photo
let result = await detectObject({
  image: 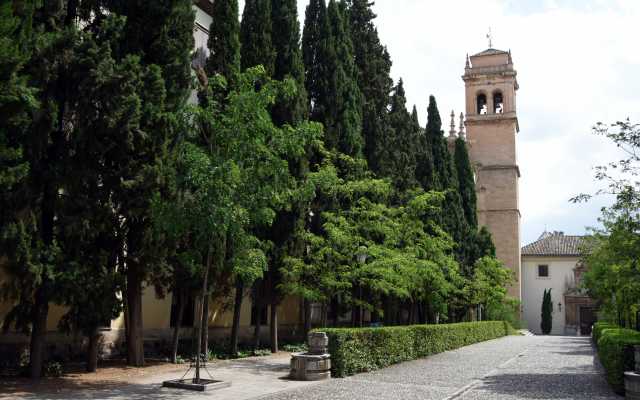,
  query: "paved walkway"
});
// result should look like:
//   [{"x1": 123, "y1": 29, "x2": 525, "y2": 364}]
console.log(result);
[
  {"x1": 1, "y1": 336, "x2": 619, "y2": 399},
  {"x1": 261, "y1": 335, "x2": 618, "y2": 400}
]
